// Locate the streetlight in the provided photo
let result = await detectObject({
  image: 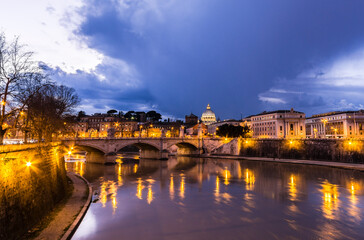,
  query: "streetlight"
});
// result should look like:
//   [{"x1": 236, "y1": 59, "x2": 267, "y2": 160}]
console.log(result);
[
  {"x1": 321, "y1": 119, "x2": 328, "y2": 138},
  {"x1": 314, "y1": 128, "x2": 318, "y2": 138}
]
